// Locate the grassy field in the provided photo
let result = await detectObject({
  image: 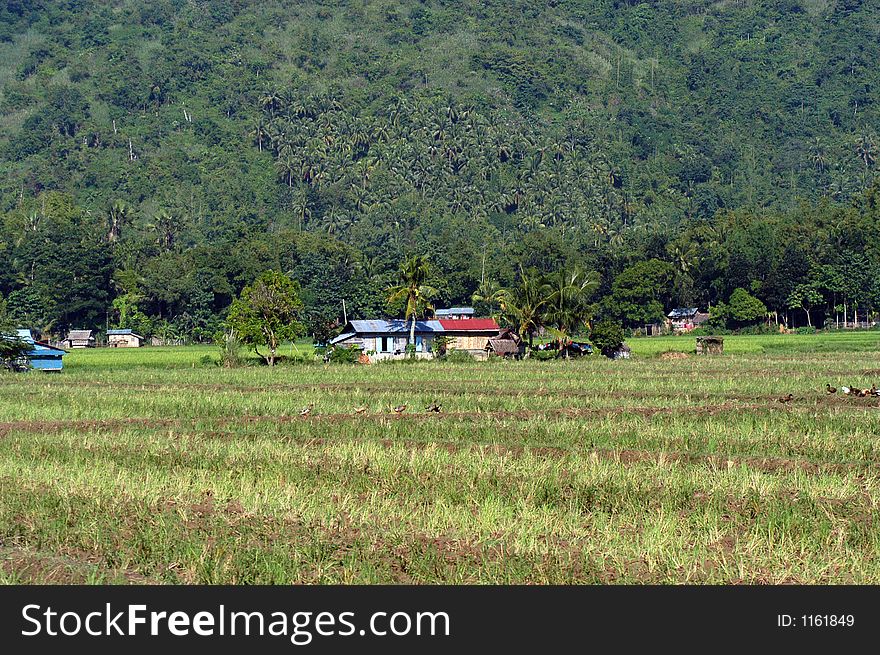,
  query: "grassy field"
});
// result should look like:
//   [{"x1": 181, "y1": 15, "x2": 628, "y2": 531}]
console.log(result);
[{"x1": 1, "y1": 332, "x2": 879, "y2": 584}]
